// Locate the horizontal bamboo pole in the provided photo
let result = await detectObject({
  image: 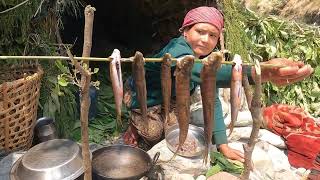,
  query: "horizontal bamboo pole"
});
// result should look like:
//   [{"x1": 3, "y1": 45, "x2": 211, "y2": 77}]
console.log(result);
[{"x1": 0, "y1": 55, "x2": 286, "y2": 68}]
